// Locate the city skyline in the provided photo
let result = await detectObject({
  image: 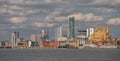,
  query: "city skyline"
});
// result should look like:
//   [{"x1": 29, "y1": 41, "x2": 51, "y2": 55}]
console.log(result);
[{"x1": 0, "y1": 0, "x2": 120, "y2": 41}]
